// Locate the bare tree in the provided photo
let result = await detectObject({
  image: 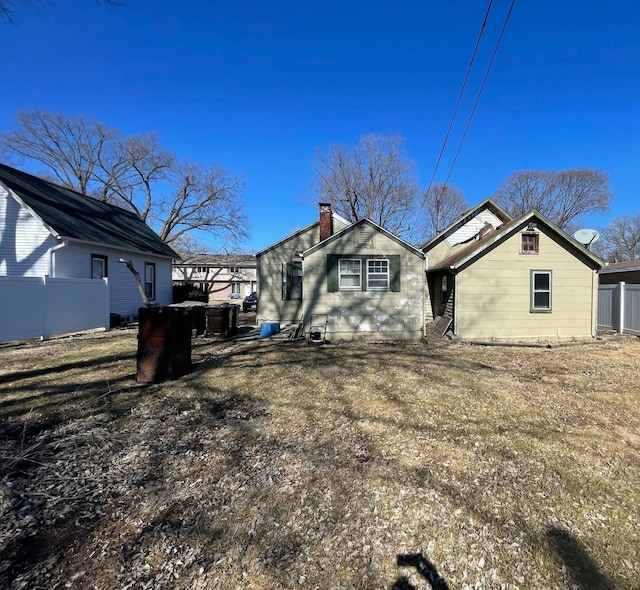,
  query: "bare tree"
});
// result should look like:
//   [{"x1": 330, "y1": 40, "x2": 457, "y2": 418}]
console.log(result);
[
  {"x1": 1, "y1": 1, "x2": 117, "y2": 21},
  {"x1": 595, "y1": 214, "x2": 640, "y2": 263},
  {"x1": 0, "y1": 110, "x2": 114, "y2": 194},
  {"x1": 311, "y1": 134, "x2": 418, "y2": 236},
  {"x1": 492, "y1": 169, "x2": 613, "y2": 233},
  {"x1": 157, "y1": 161, "x2": 246, "y2": 246},
  {"x1": 412, "y1": 183, "x2": 469, "y2": 245},
  {"x1": 0, "y1": 110, "x2": 248, "y2": 249},
  {"x1": 95, "y1": 133, "x2": 175, "y2": 219}
]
